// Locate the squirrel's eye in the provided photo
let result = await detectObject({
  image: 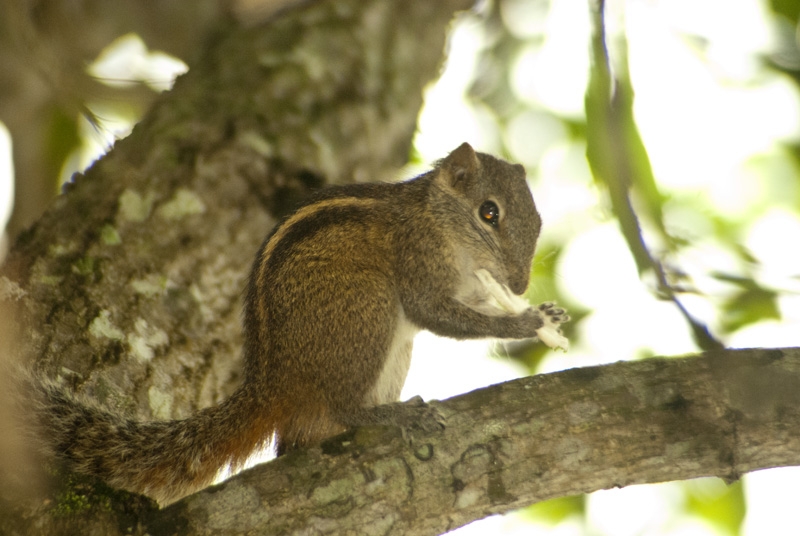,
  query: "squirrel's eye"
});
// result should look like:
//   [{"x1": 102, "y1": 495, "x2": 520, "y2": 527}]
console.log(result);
[{"x1": 479, "y1": 201, "x2": 500, "y2": 226}]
